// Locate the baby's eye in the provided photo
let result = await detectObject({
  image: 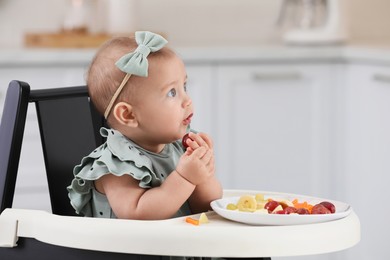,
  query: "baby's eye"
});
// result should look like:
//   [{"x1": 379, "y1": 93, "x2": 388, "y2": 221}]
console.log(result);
[
  {"x1": 183, "y1": 82, "x2": 188, "y2": 92},
  {"x1": 167, "y1": 88, "x2": 177, "y2": 97}
]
